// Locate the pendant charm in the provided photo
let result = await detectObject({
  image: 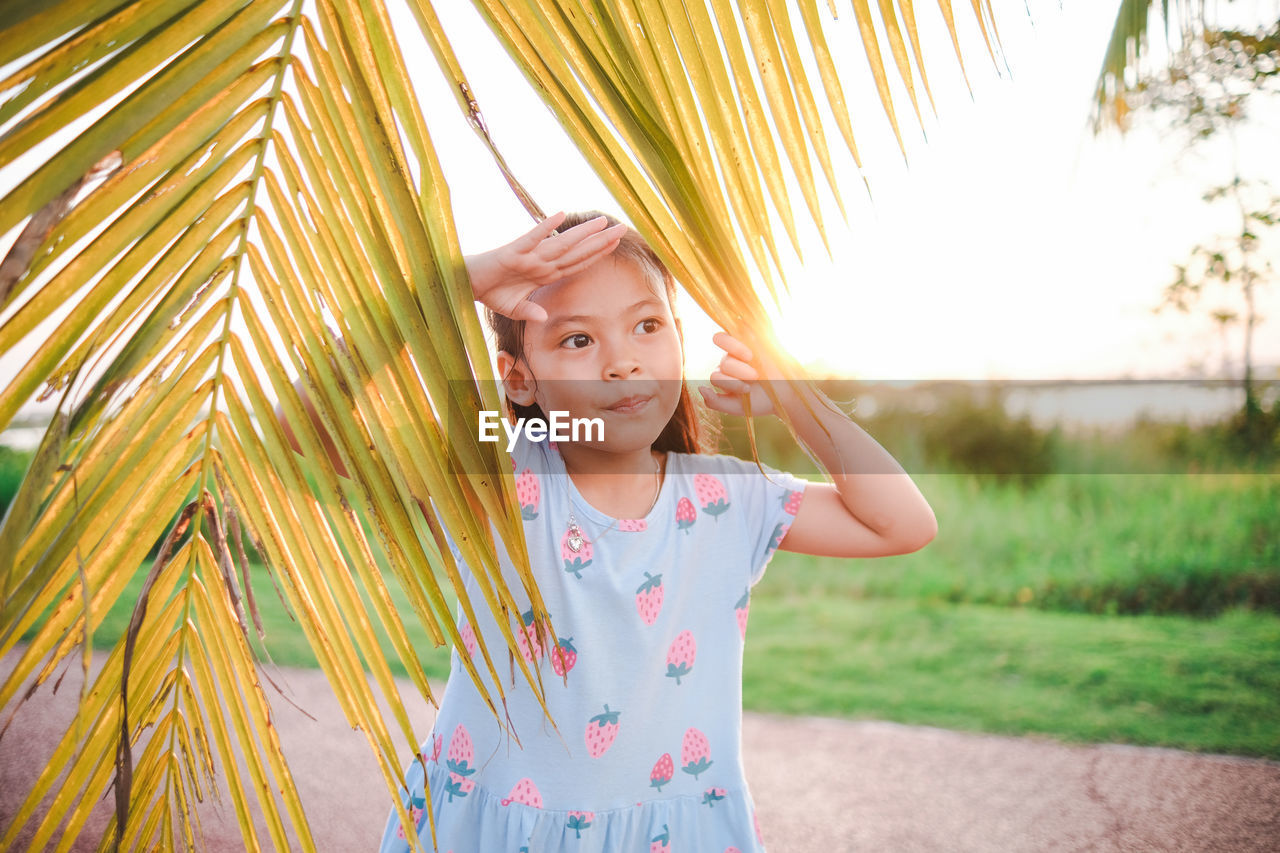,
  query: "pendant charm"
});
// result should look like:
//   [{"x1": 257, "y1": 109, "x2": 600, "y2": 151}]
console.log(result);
[{"x1": 567, "y1": 520, "x2": 584, "y2": 553}]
